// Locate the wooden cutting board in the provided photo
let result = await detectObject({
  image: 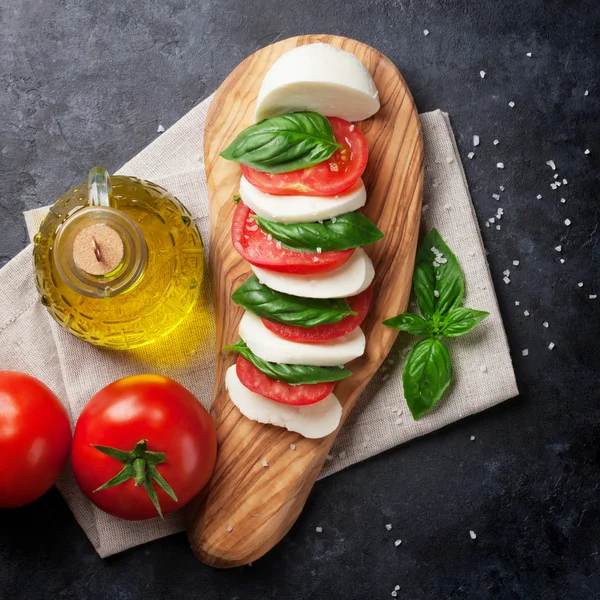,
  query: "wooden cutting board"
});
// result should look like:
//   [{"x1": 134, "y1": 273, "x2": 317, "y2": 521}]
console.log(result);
[{"x1": 186, "y1": 34, "x2": 423, "y2": 568}]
